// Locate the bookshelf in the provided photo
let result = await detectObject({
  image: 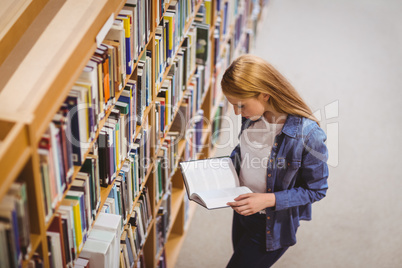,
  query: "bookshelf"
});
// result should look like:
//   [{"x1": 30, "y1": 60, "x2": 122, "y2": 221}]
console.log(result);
[{"x1": 0, "y1": 0, "x2": 269, "y2": 267}]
